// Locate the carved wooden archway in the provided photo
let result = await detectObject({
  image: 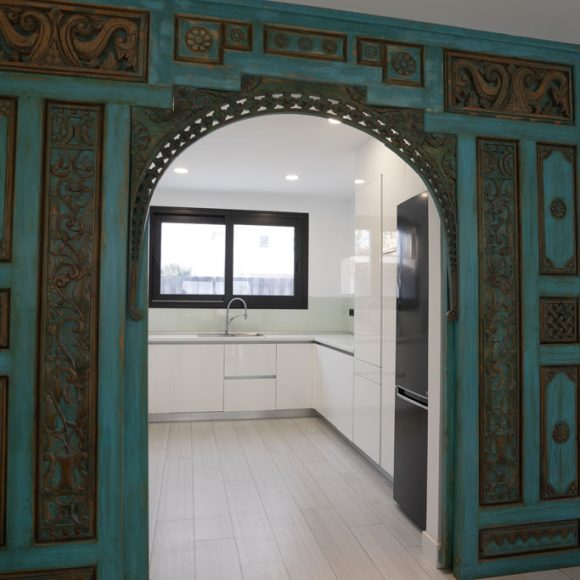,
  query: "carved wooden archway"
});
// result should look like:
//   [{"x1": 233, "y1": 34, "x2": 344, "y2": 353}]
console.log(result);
[{"x1": 129, "y1": 75, "x2": 458, "y2": 319}]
